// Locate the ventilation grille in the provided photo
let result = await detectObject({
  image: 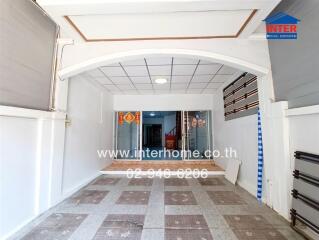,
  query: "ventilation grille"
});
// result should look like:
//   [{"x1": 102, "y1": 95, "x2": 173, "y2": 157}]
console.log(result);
[{"x1": 223, "y1": 73, "x2": 258, "y2": 120}]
